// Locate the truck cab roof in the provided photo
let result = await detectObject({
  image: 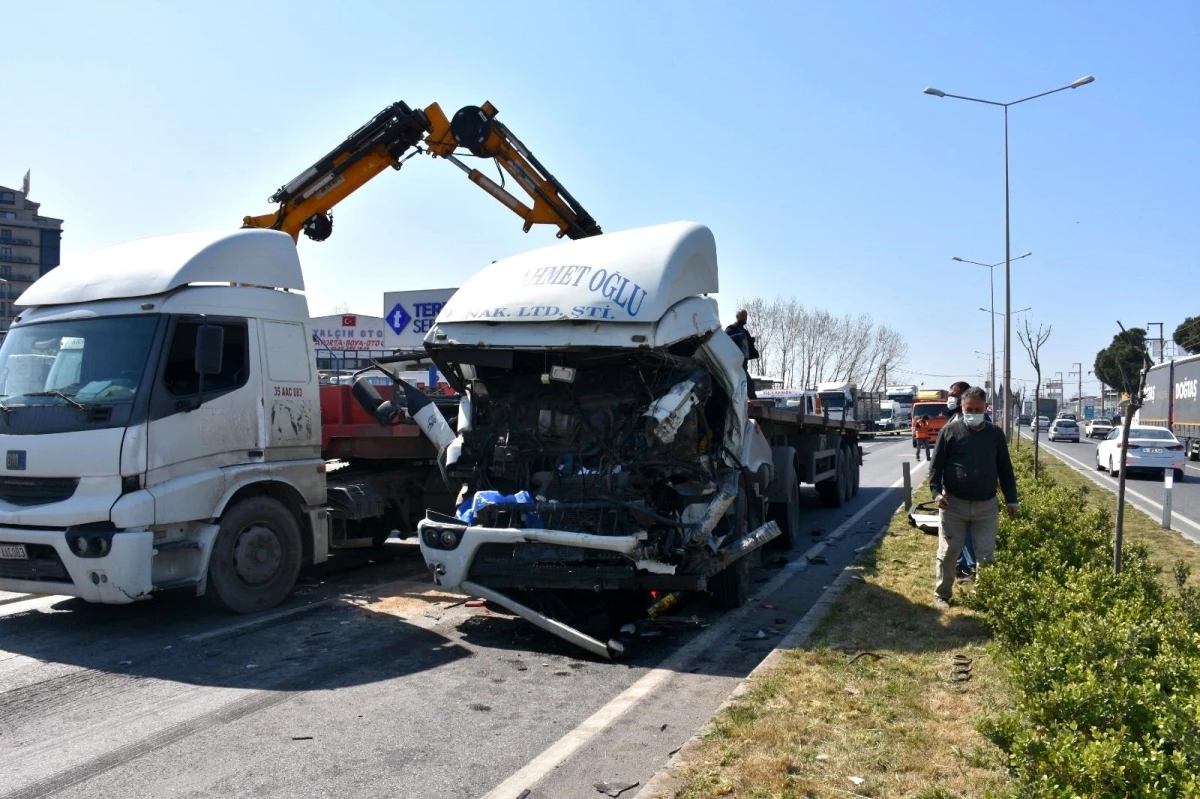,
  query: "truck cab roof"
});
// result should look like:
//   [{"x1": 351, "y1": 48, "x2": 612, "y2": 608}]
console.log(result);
[
  {"x1": 426, "y1": 221, "x2": 720, "y2": 350},
  {"x1": 18, "y1": 229, "x2": 305, "y2": 308}
]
